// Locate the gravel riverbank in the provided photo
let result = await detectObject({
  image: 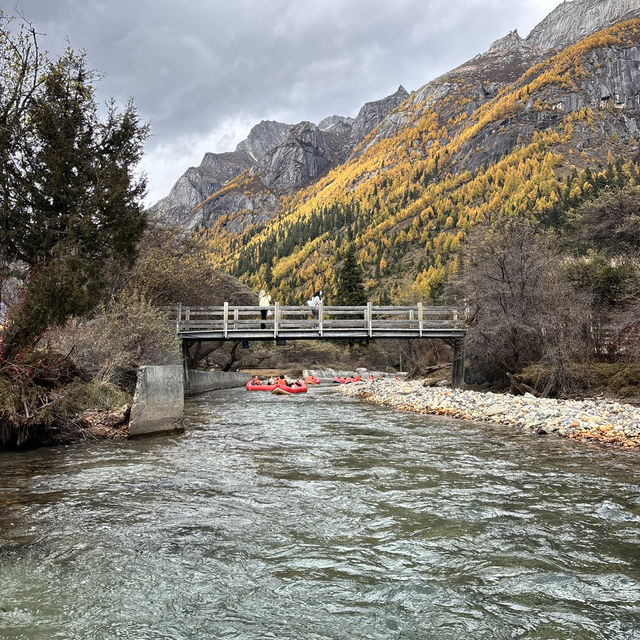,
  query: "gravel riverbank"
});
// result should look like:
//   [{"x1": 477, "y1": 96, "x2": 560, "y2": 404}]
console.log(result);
[{"x1": 339, "y1": 380, "x2": 640, "y2": 450}]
